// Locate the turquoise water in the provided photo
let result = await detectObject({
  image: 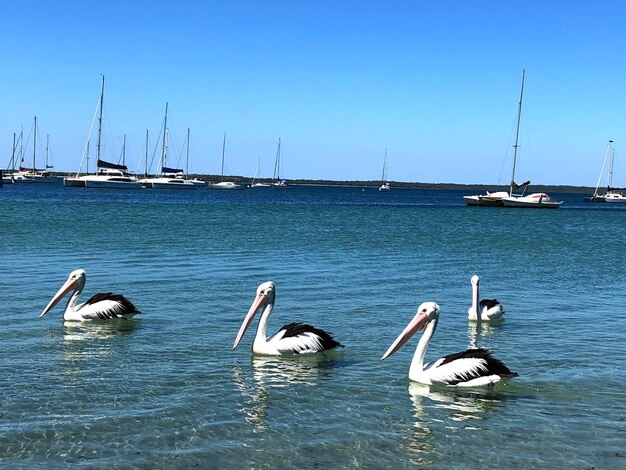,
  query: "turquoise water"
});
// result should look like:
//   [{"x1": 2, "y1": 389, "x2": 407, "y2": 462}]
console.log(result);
[{"x1": 1, "y1": 183, "x2": 625, "y2": 469}]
